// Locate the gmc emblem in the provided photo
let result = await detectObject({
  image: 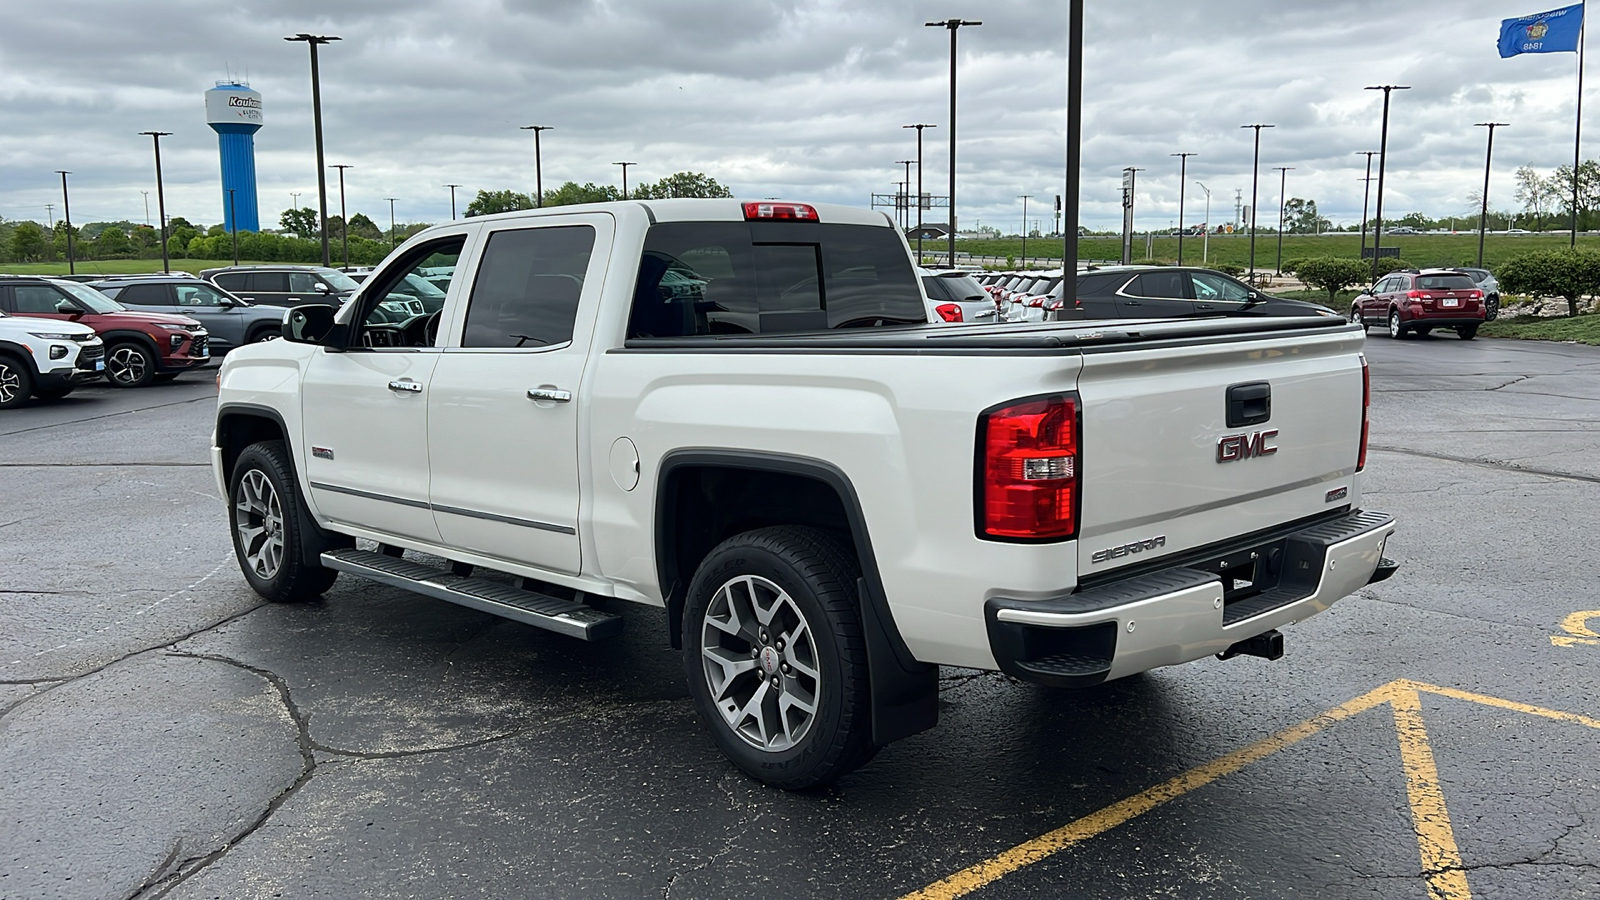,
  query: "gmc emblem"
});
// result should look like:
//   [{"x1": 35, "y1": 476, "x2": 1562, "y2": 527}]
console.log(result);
[{"x1": 1217, "y1": 429, "x2": 1279, "y2": 463}]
